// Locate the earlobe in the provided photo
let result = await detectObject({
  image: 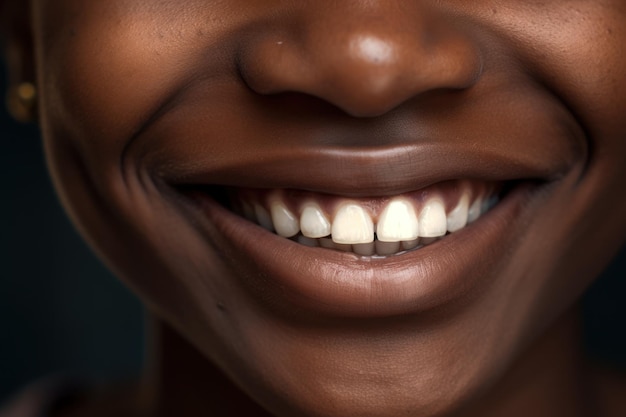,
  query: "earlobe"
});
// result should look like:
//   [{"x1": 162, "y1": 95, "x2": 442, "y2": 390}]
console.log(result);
[
  {"x1": 1, "y1": 0, "x2": 37, "y2": 123},
  {"x1": 6, "y1": 81, "x2": 37, "y2": 122}
]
